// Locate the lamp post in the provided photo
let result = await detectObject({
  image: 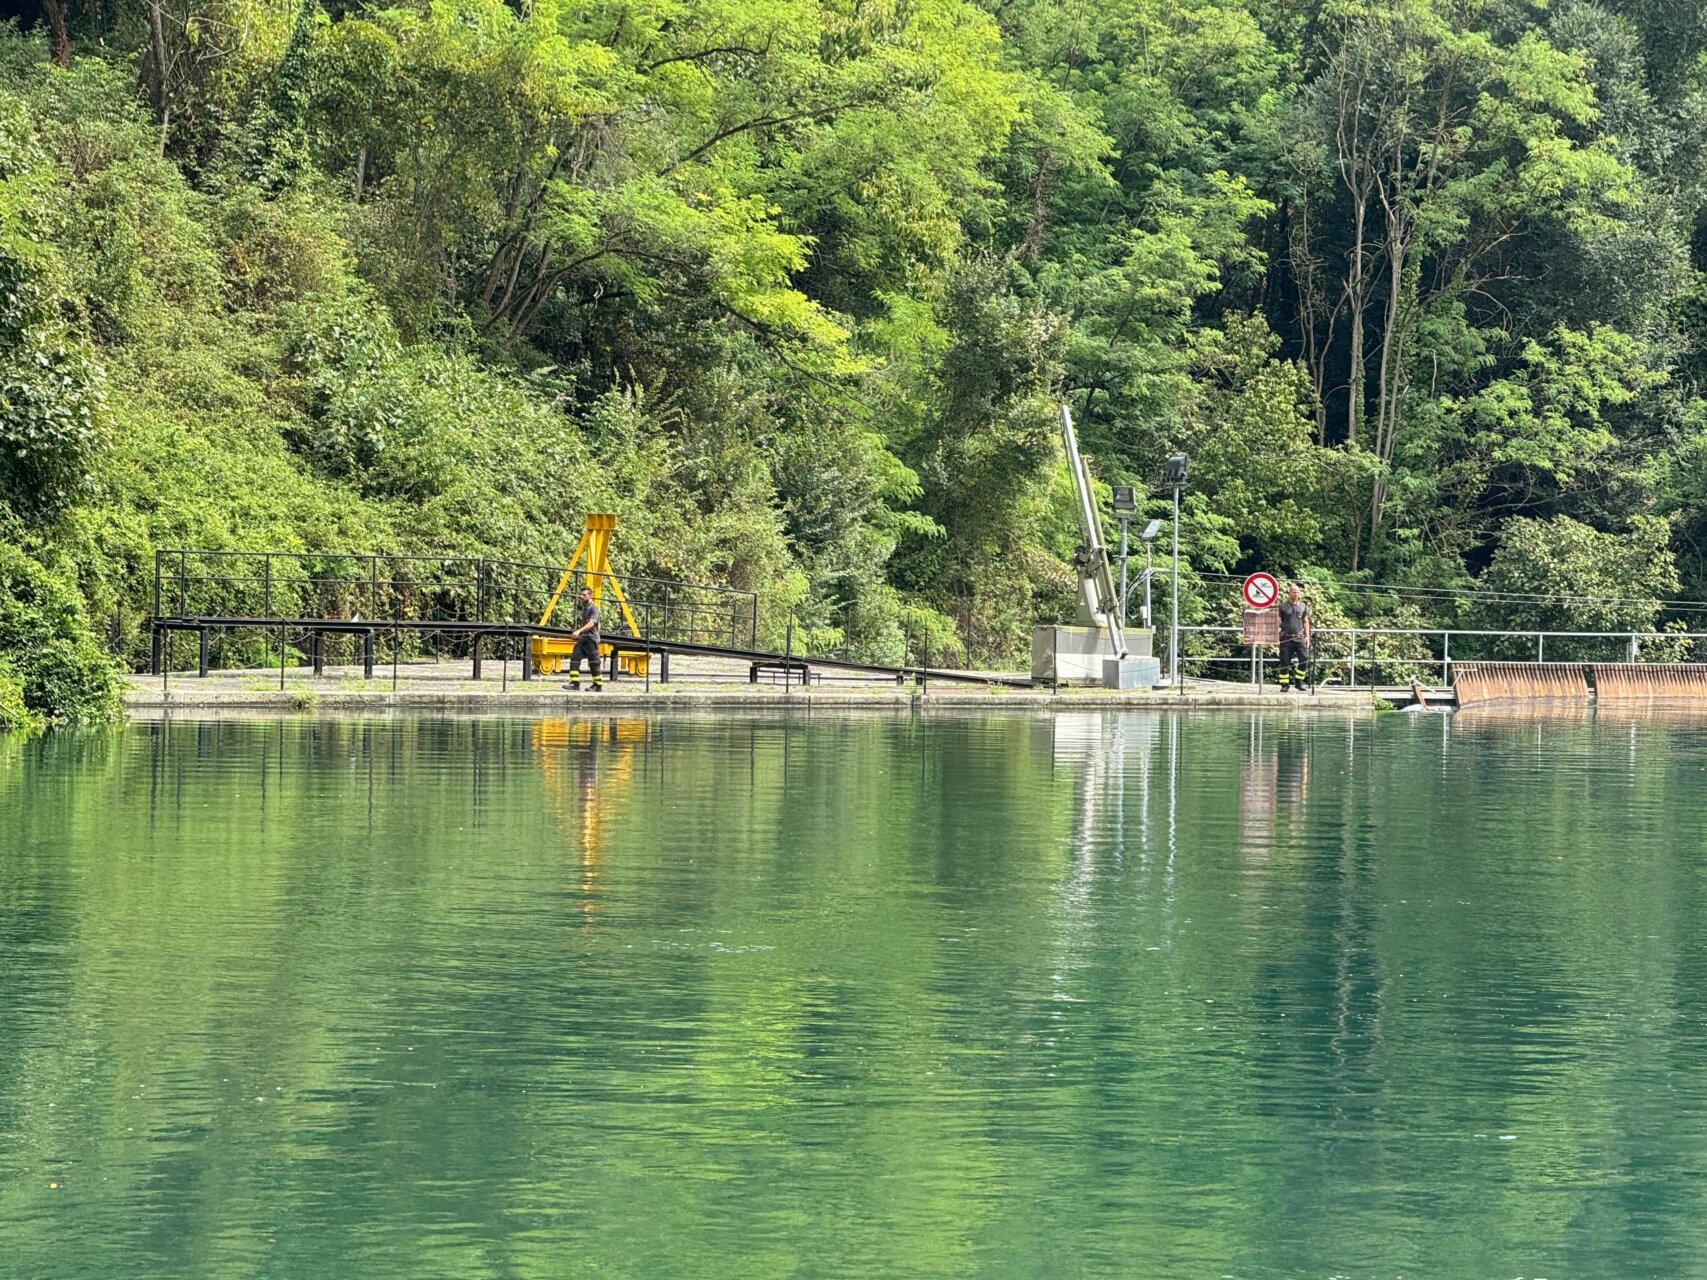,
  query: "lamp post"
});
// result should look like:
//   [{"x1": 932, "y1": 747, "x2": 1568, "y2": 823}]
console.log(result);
[
  {"x1": 1138, "y1": 518, "x2": 1162, "y2": 630},
  {"x1": 1163, "y1": 455, "x2": 1189, "y2": 692},
  {"x1": 1111, "y1": 484, "x2": 1137, "y2": 626}
]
